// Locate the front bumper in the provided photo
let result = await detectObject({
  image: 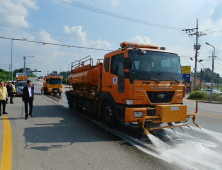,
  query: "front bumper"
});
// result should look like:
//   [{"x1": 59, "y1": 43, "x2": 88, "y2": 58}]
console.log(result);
[
  {"x1": 125, "y1": 105, "x2": 187, "y2": 123},
  {"x1": 123, "y1": 104, "x2": 200, "y2": 135},
  {"x1": 48, "y1": 89, "x2": 62, "y2": 93}
]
